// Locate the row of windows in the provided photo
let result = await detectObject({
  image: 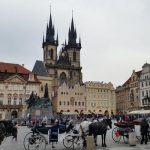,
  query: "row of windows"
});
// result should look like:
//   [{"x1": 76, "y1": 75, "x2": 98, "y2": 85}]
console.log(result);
[
  {"x1": 141, "y1": 81, "x2": 150, "y2": 87},
  {"x1": 59, "y1": 101, "x2": 84, "y2": 106},
  {"x1": 60, "y1": 92, "x2": 83, "y2": 95},
  {"x1": 0, "y1": 98, "x2": 22, "y2": 105},
  {"x1": 142, "y1": 90, "x2": 150, "y2": 97},
  {"x1": 86, "y1": 89, "x2": 110, "y2": 93}
]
